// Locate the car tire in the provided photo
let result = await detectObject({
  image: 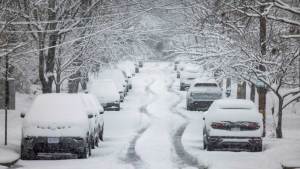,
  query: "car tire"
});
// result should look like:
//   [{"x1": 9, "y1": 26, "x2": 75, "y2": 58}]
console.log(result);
[
  {"x1": 203, "y1": 138, "x2": 207, "y2": 150},
  {"x1": 95, "y1": 136, "x2": 99, "y2": 147},
  {"x1": 116, "y1": 104, "x2": 120, "y2": 111},
  {"x1": 207, "y1": 144, "x2": 214, "y2": 151},
  {"x1": 90, "y1": 136, "x2": 95, "y2": 149},
  {"x1": 187, "y1": 104, "x2": 191, "y2": 111},
  {"x1": 180, "y1": 86, "x2": 184, "y2": 91},
  {"x1": 99, "y1": 127, "x2": 104, "y2": 141},
  {"x1": 78, "y1": 145, "x2": 89, "y2": 159},
  {"x1": 21, "y1": 145, "x2": 36, "y2": 160},
  {"x1": 253, "y1": 143, "x2": 262, "y2": 152}
]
